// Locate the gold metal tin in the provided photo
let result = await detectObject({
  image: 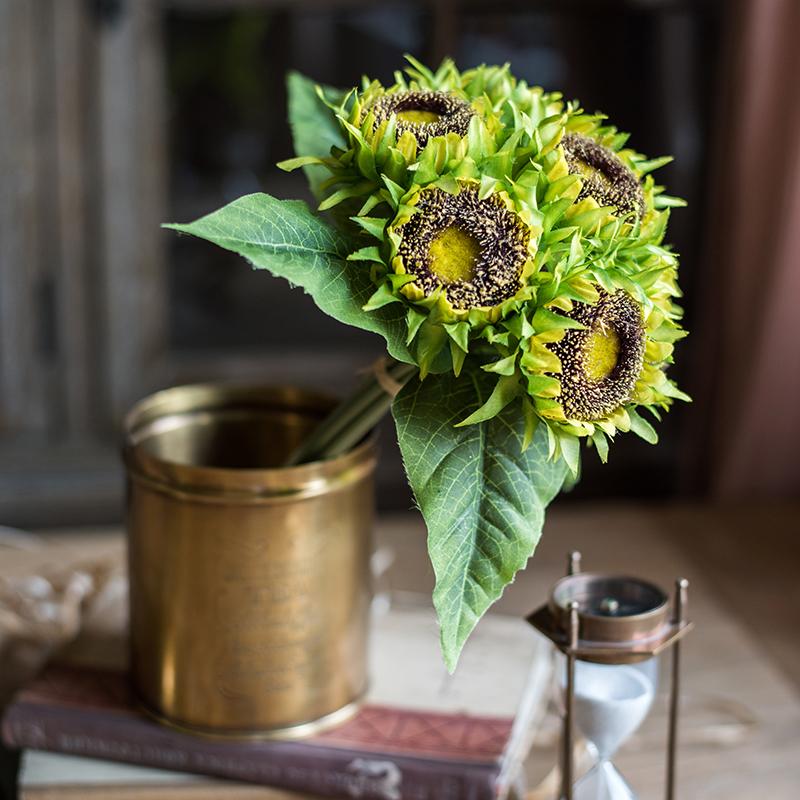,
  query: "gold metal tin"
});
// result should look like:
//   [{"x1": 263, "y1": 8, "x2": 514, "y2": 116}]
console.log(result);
[{"x1": 123, "y1": 384, "x2": 375, "y2": 738}]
